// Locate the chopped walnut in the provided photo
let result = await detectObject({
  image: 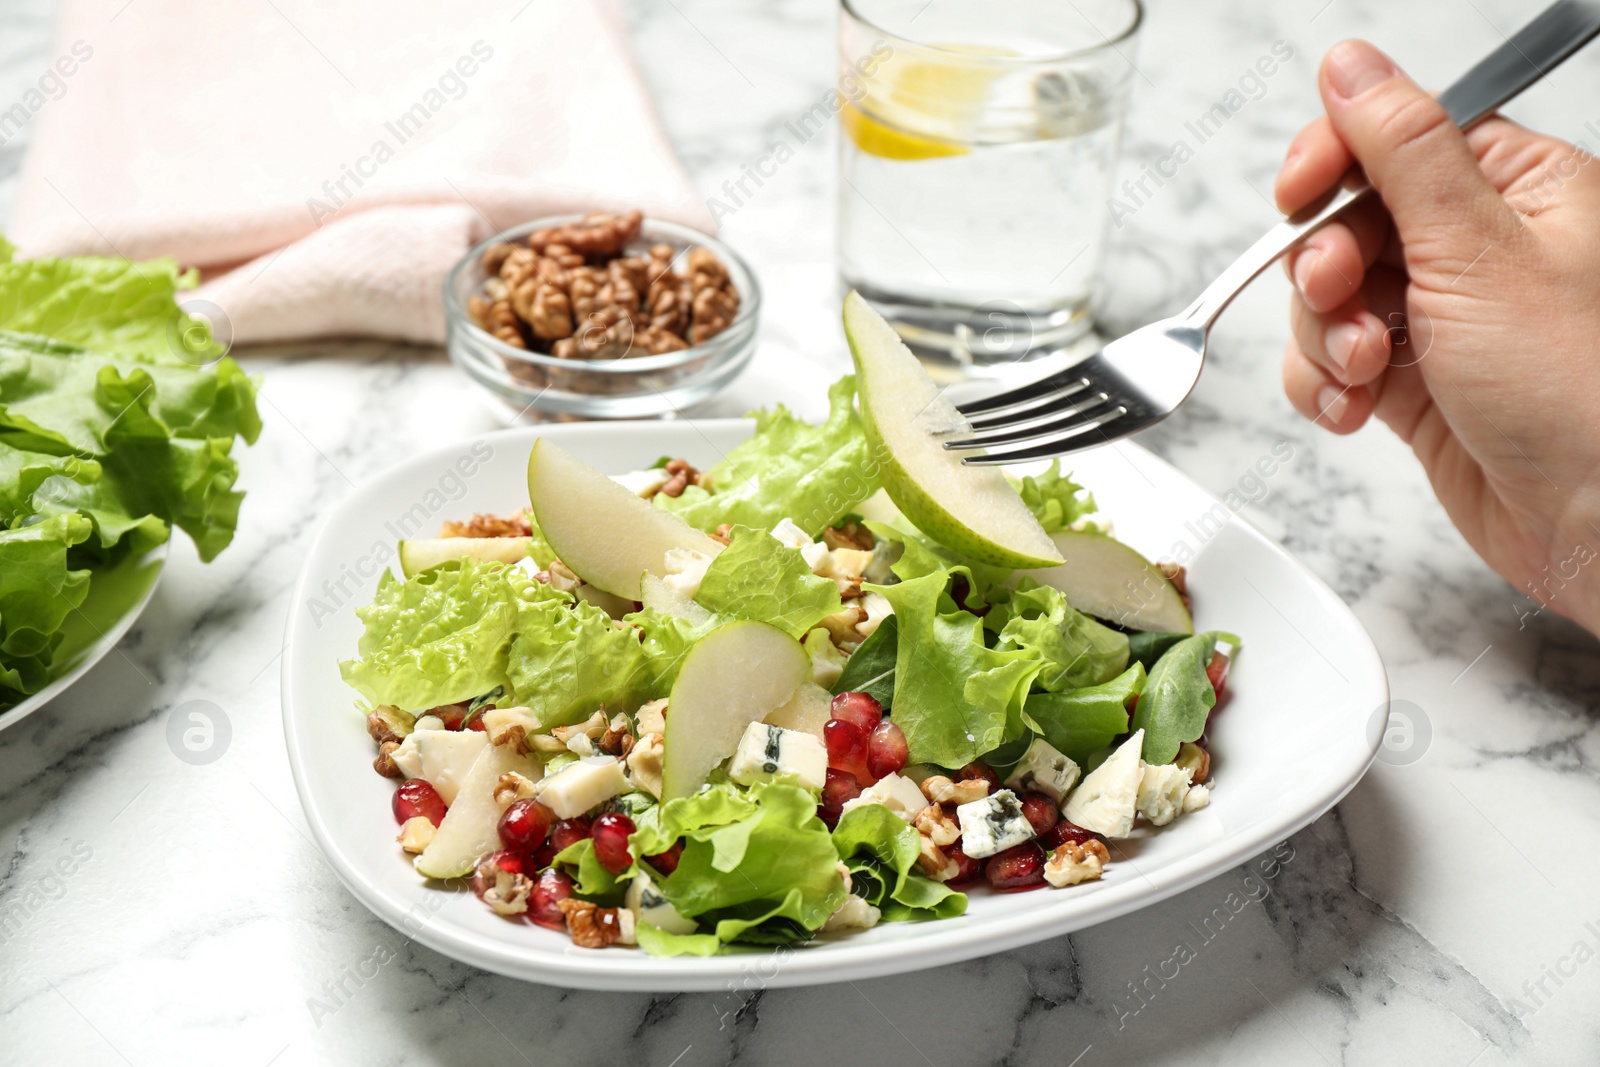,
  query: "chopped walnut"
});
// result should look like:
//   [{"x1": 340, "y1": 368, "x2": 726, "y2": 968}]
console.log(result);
[
  {"x1": 552, "y1": 711, "x2": 608, "y2": 748},
  {"x1": 819, "y1": 605, "x2": 868, "y2": 648},
  {"x1": 916, "y1": 834, "x2": 960, "y2": 882},
  {"x1": 709, "y1": 524, "x2": 733, "y2": 547},
  {"x1": 373, "y1": 741, "x2": 402, "y2": 779},
  {"x1": 914, "y1": 804, "x2": 961, "y2": 847},
  {"x1": 482, "y1": 706, "x2": 540, "y2": 754},
  {"x1": 634, "y1": 698, "x2": 668, "y2": 737},
  {"x1": 367, "y1": 705, "x2": 415, "y2": 746},
  {"x1": 627, "y1": 732, "x2": 665, "y2": 798},
  {"x1": 478, "y1": 865, "x2": 535, "y2": 916},
  {"x1": 1044, "y1": 839, "x2": 1110, "y2": 887},
  {"x1": 397, "y1": 816, "x2": 435, "y2": 854},
  {"x1": 438, "y1": 511, "x2": 534, "y2": 538},
  {"x1": 527, "y1": 211, "x2": 643, "y2": 259},
  {"x1": 598, "y1": 715, "x2": 636, "y2": 759},
  {"x1": 657, "y1": 458, "x2": 708, "y2": 499},
  {"x1": 493, "y1": 772, "x2": 540, "y2": 806},
  {"x1": 921, "y1": 775, "x2": 990, "y2": 805},
  {"x1": 820, "y1": 522, "x2": 874, "y2": 552},
  {"x1": 558, "y1": 899, "x2": 635, "y2": 947},
  {"x1": 546, "y1": 560, "x2": 583, "y2": 594},
  {"x1": 1175, "y1": 741, "x2": 1211, "y2": 786}
]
